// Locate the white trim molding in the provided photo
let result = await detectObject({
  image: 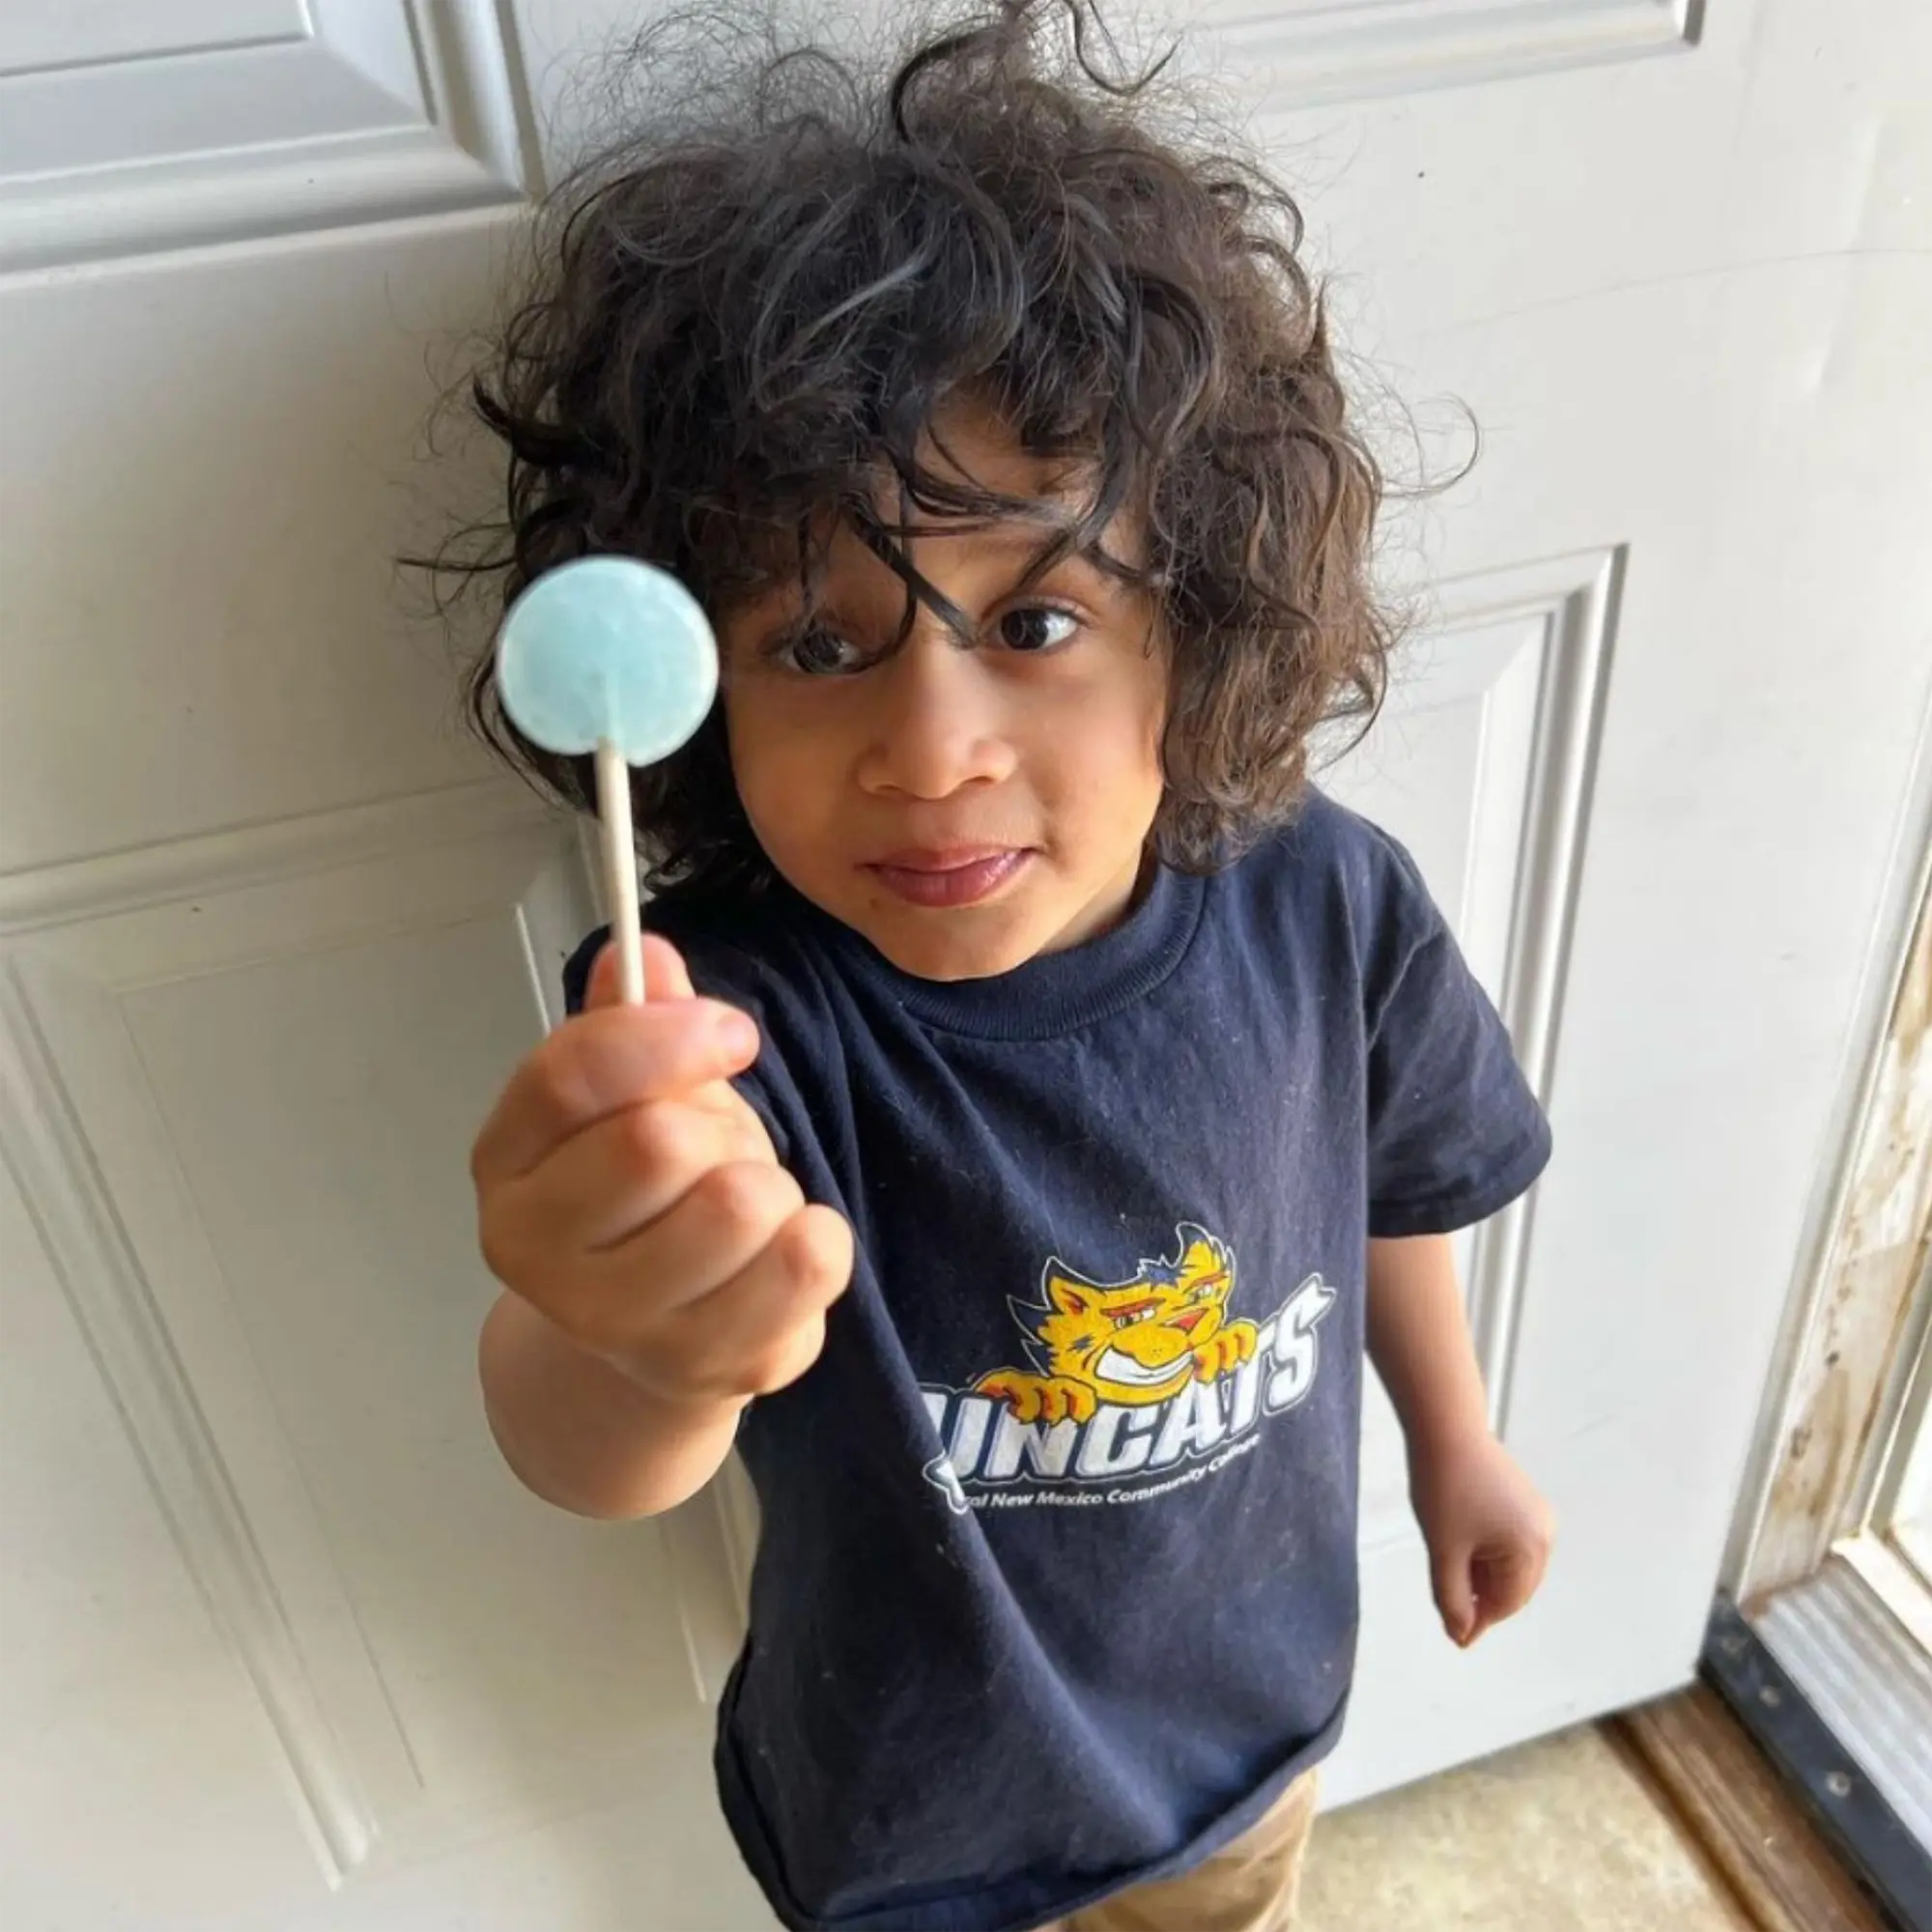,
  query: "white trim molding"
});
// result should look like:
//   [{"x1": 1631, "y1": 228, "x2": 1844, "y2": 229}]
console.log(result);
[
  {"x1": 1198, "y1": 0, "x2": 1702, "y2": 110},
  {"x1": 1429, "y1": 548, "x2": 1623, "y2": 1431}
]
